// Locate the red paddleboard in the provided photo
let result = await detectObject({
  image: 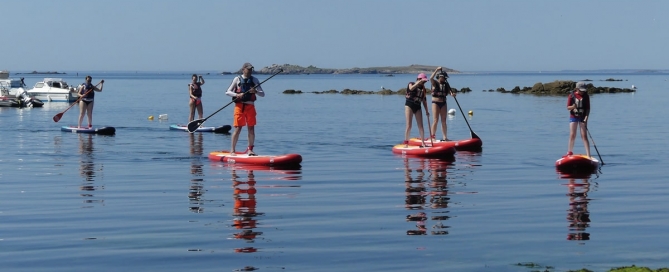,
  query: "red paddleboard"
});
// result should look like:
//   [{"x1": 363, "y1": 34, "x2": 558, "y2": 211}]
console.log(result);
[
  {"x1": 392, "y1": 144, "x2": 456, "y2": 158},
  {"x1": 555, "y1": 154, "x2": 599, "y2": 172},
  {"x1": 409, "y1": 137, "x2": 482, "y2": 151},
  {"x1": 209, "y1": 150, "x2": 302, "y2": 166}
]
